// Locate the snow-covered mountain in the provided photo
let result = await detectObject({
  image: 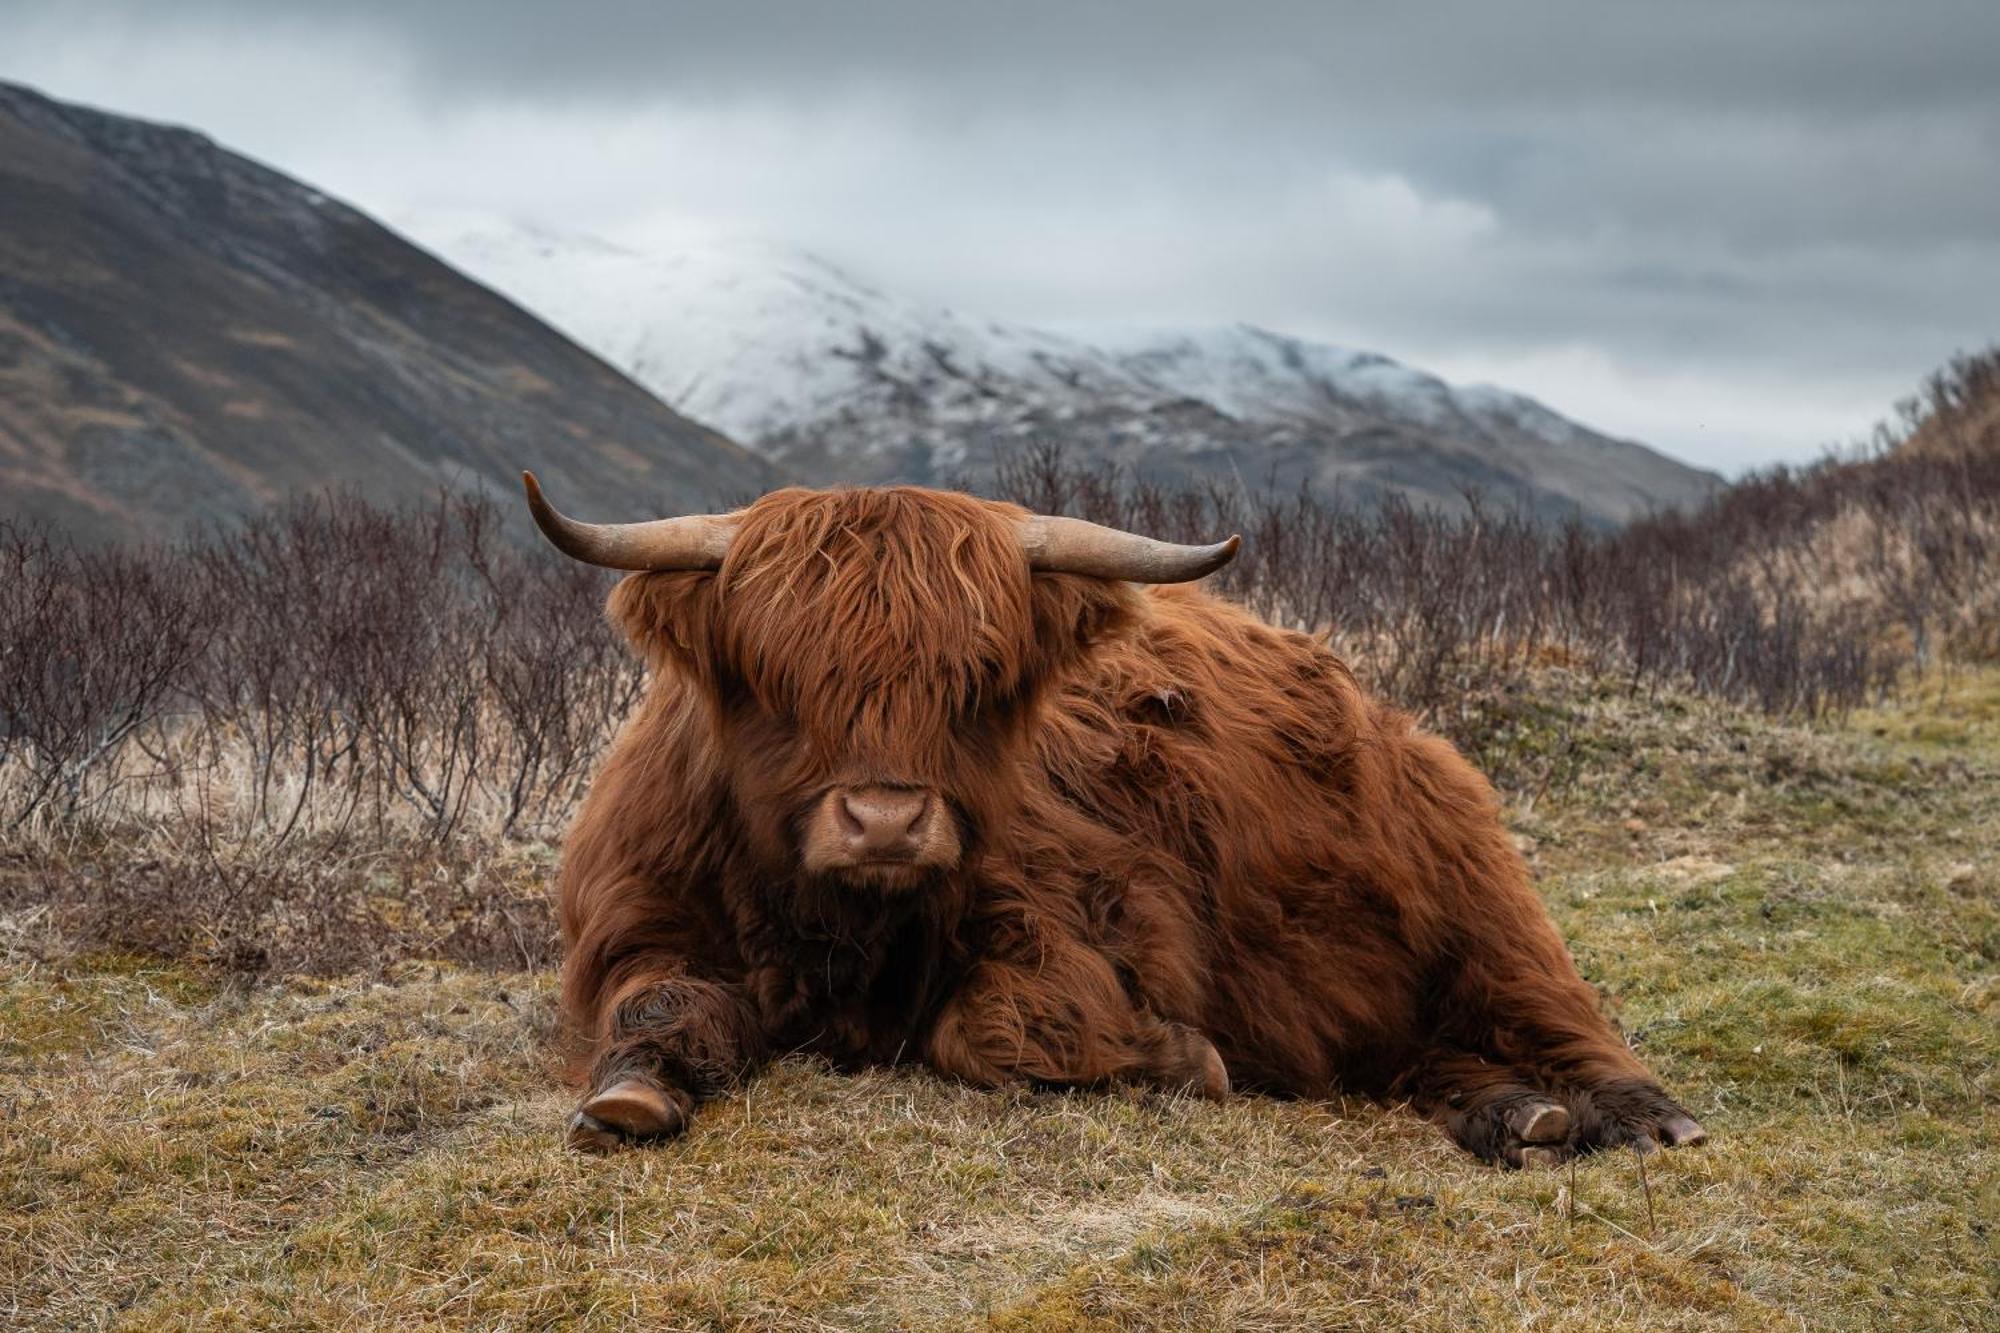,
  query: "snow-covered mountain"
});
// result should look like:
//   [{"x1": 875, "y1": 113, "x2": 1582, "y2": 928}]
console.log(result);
[{"x1": 429, "y1": 223, "x2": 1718, "y2": 524}]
